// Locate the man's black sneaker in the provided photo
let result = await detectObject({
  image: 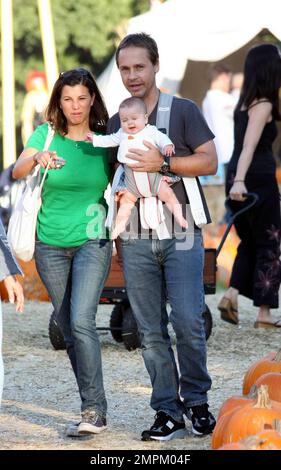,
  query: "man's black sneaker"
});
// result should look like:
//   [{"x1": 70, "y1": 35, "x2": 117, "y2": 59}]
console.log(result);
[
  {"x1": 141, "y1": 411, "x2": 187, "y2": 441},
  {"x1": 188, "y1": 403, "x2": 216, "y2": 436}
]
